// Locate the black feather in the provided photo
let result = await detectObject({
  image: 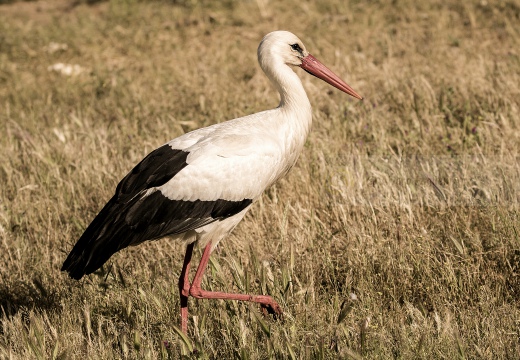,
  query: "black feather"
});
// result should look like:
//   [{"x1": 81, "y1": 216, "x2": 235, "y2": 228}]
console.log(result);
[
  {"x1": 61, "y1": 144, "x2": 252, "y2": 280},
  {"x1": 116, "y1": 144, "x2": 189, "y2": 200}
]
